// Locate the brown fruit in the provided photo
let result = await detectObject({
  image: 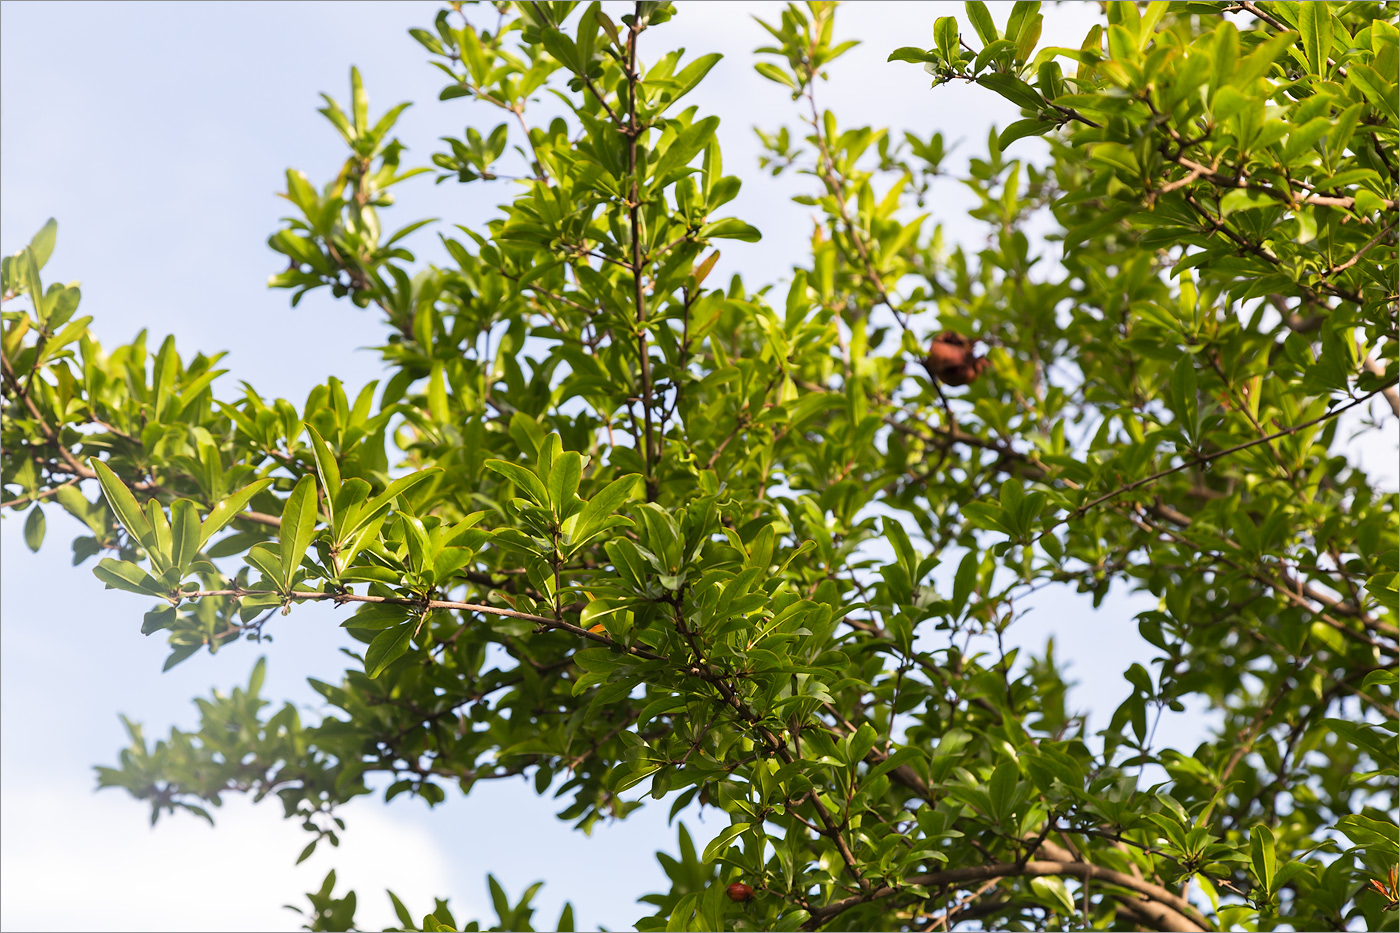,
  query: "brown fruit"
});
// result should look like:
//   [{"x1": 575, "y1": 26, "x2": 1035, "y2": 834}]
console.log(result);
[
  {"x1": 726, "y1": 882, "x2": 755, "y2": 903},
  {"x1": 925, "y1": 340, "x2": 968, "y2": 370},
  {"x1": 923, "y1": 331, "x2": 988, "y2": 386},
  {"x1": 937, "y1": 356, "x2": 990, "y2": 386}
]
